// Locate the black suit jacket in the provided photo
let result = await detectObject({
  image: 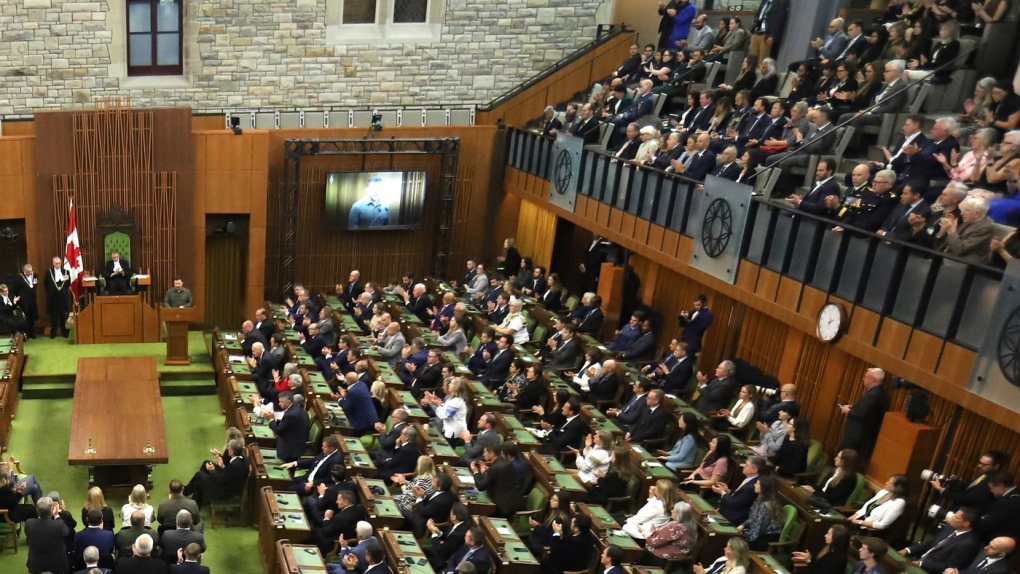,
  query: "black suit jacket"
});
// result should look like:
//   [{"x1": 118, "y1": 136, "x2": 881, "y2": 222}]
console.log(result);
[
  {"x1": 754, "y1": 0, "x2": 790, "y2": 41},
  {"x1": 713, "y1": 162, "x2": 742, "y2": 181},
  {"x1": 241, "y1": 329, "x2": 268, "y2": 357},
  {"x1": 376, "y1": 443, "x2": 421, "y2": 477},
  {"x1": 430, "y1": 521, "x2": 468, "y2": 566},
  {"x1": 662, "y1": 357, "x2": 695, "y2": 396},
  {"x1": 587, "y1": 372, "x2": 620, "y2": 404},
  {"x1": 797, "y1": 178, "x2": 841, "y2": 216},
  {"x1": 881, "y1": 200, "x2": 932, "y2": 241},
  {"x1": 576, "y1": 307, "x2": 604, "y2": 335},
  {"x1": 685, "y1": 150, "x2": 717, "y2": 181},
  {"x1": 694, "y1": 376, "x2": 738, "y2": 414},
  {"x1": 254, "y1": 320, "x2": 275, "y2": 342},
  {"x1": 542, "y1": 532, "x2": 596, "y2": 573},
  {"x1": 890, "y1": 133, "x2": 930, "y2": 176},
  {"x1": 570, "y1": 117, "x2": 602, "y2": 145},
  {"x1": 547, "y1": 337, "x2": 581, "y2": 371},
  {"x1": 718, "y1": 475, "x2": 760, "y2": 525},
  {"x1": 541, "y1": 417, "x2": 588, "y2": 456},
  {"x1": 474, "y1": 459, "x2": 526, "y2": 517},
  {"x1": 841, "y1": 384, "x2": 889, "y2": 453},
  {"x1": 445, "y1": 544, "x2": 491, "y2": 574},
  {"x1": 169, "y1": 563, "x2": 210, "y2": 574},
  {"x1": 26, "y1": 516, "x2": 72, "y2": 574},
  {"x1": 974, "y1": 490, "x2": 1020, "y2": 542},
  {"x1": 484, "y1": 349, "x2": 513, "y2": 386},
  {"x1": 679, "y1": 307, "x2": 713, "y2": 354},
  {"x1": 322, "y1": 504, "x2": 369, "y2": 542},
  {"x1": 269, "y1": 404, "x2": 310, "y2": 462},
  {"x1": 207, "y1": 455, "x2": 248, "y2": 502},
  {"x1": 415, "y1": 490, "x2": 457, "y2": 524},
  {"x1": 628, "y1": 405, "x2": 670, "y2": 443},
  {"x1": 615, "y1": 393, "x2": 648, "y2": 427},
  {"x1": 905, "y1": 526, "x2": 981, "y2": 574},
  {"x1": 406, "y1": 295, "x2": 433, "y2": 323},
  {"x1": 115, "y1": 556, "x2": 168, "y2": 574},
  {"x1": 652, "y1": 145, "x2": 685, "y2": 170},
  {"x1": 960, "y1": 553, "x2": 1012, "y2": 574}
]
